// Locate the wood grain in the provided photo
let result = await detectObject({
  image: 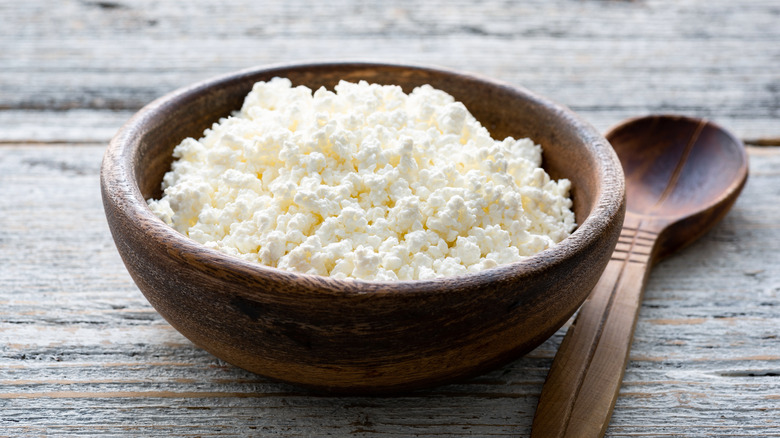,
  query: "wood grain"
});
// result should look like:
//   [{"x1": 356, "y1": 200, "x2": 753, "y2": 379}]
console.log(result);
[
  {"x1": 1, "y1": 0, "x2": 778, "y2": 142},
  {"x1": 2, "y1": 144, "x2": 779, "y2": 436},
  {"x1": 2, "y1": 0, "x2": 779, "y2": 435}
]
